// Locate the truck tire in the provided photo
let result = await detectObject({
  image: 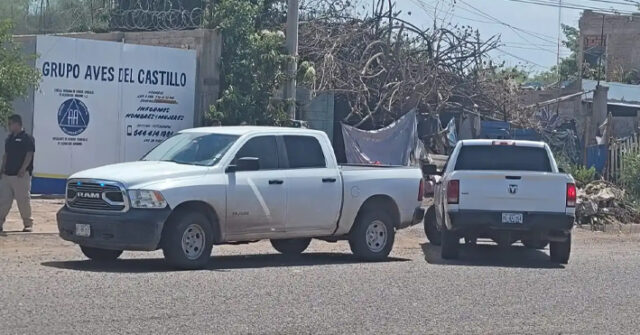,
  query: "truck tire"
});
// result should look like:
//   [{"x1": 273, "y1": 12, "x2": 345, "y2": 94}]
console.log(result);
[
  {"x1": 550, "y1": 233, "x2": 571, "y2": 264},
  {"x1": 441, "y1": 229, "x2": 460, "y2": 260},
  {"x1": 349, "y1": 209, "x2": 395, "y2": 261},
  {"x1": 522, "y1": 239, "x2": 549, "y2": 250},
  {"x1": 423, "y1": 206, "x2": 441, "y2": 246},
  {"x1": 80, "y1": 246, "x2": 123, "y2": 261},
  {"x1": 162, "y1": 211, "x2": 214, "y2": 270},
  {"x1": 271, "y1": 238, "x2": 311, "y2": 255}
]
